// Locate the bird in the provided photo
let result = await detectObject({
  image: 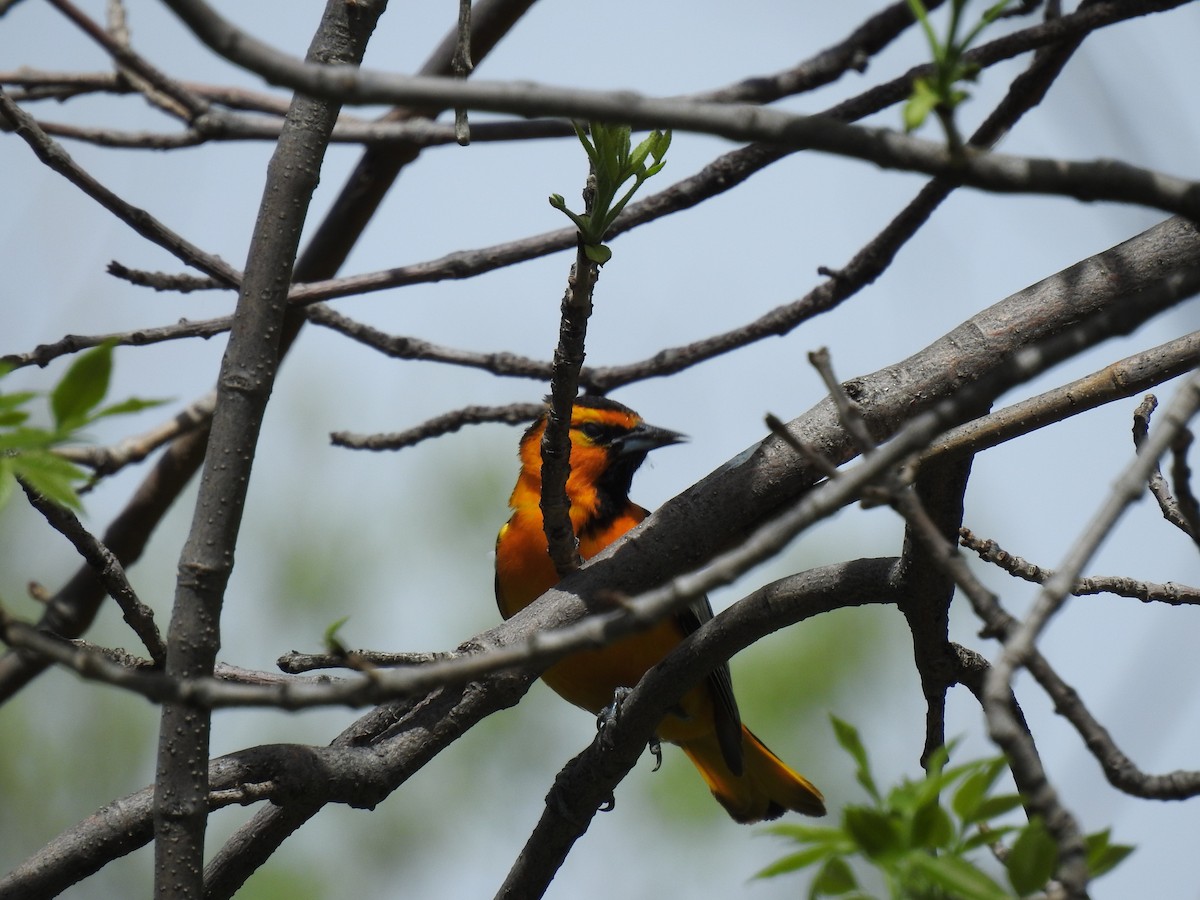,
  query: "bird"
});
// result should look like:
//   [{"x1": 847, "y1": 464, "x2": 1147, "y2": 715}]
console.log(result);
[{"x1": 494, "y1": 394, "x2": 825, "y2": 822}]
